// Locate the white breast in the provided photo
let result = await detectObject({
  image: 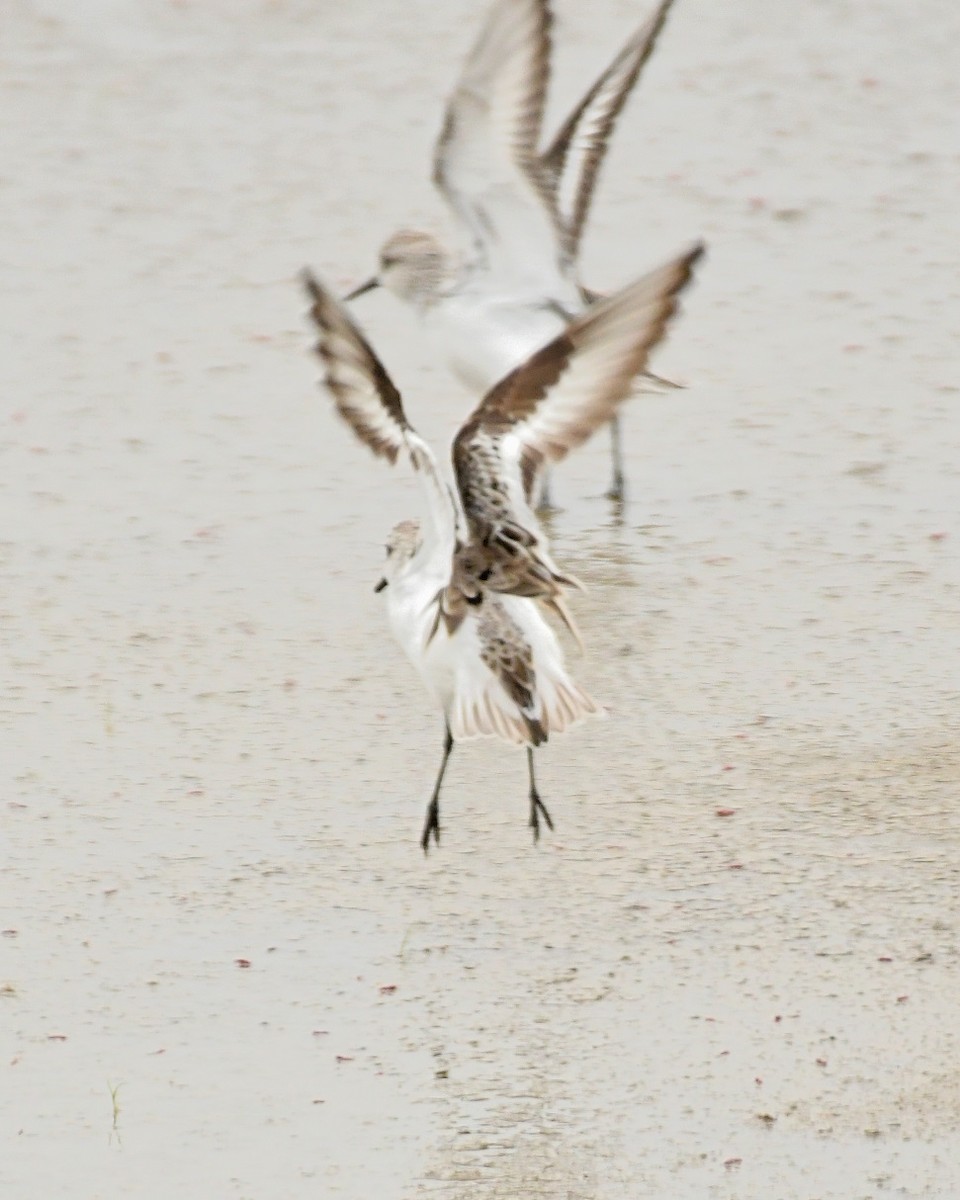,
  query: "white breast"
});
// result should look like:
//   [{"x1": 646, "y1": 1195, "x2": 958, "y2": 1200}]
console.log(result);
[{"x1": 428, "y1": 289, "x2": 576, "y2": 393}]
